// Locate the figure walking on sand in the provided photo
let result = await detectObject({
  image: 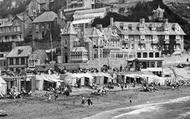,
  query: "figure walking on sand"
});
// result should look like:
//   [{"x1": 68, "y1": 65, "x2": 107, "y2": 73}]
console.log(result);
[{"x1": 86, "y1": 97, "x2": 93, "y2": 105}]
